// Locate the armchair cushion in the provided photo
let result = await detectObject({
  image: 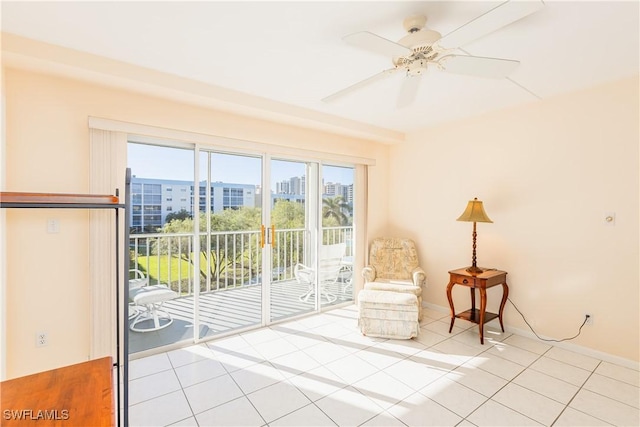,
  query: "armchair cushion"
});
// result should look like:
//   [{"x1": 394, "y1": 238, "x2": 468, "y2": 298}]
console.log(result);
[
  {"x1": 364, "y1": 281, "x2": 422, "y2": 297},
  {"x1": 357, "y1": 289, "x2": 419, "y2": 339},
  {"x1": 367, "y1": 238, "x2": 424, "y2": 283}
]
